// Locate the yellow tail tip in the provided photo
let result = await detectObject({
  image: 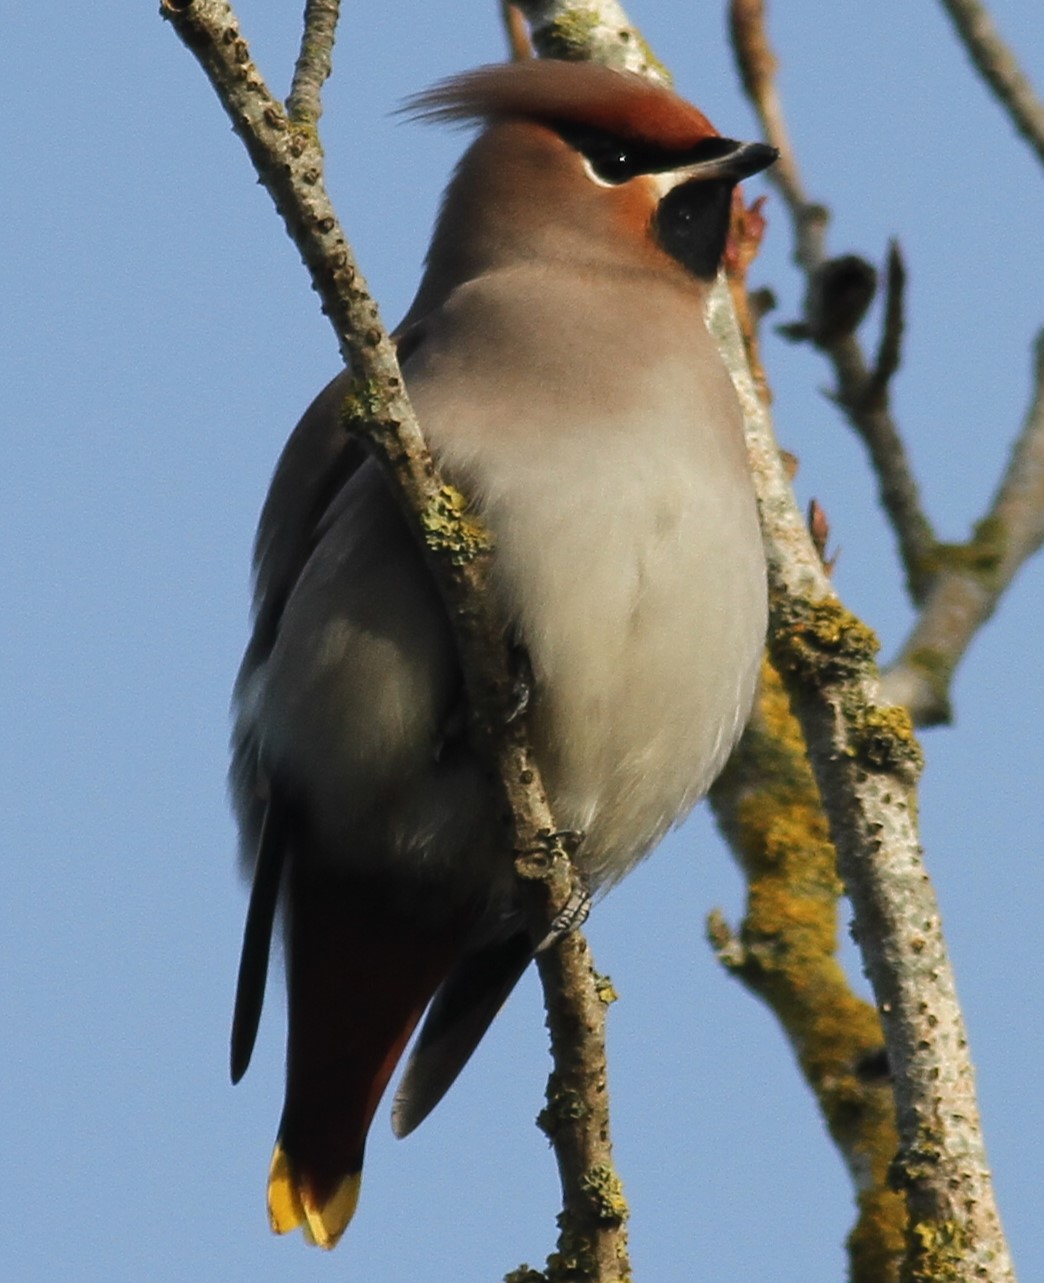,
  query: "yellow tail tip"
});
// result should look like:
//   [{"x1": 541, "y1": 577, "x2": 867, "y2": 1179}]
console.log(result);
[{"x1": 267, "y1": 1143, "x2": 362, "y2": 1250}]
